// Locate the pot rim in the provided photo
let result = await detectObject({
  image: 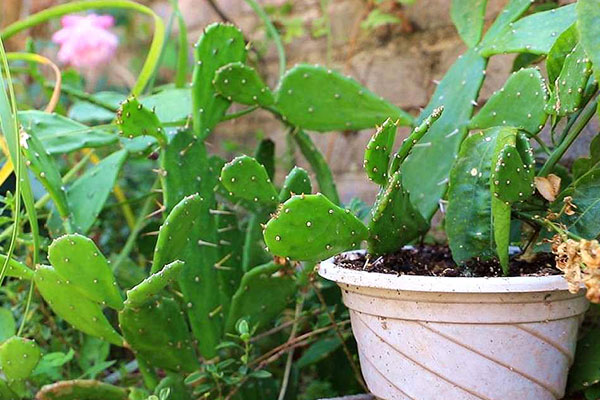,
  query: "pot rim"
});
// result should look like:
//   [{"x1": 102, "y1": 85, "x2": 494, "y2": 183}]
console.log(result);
[{"x1": 318, "y1": 250, "x2": 573, "y2": 293}]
